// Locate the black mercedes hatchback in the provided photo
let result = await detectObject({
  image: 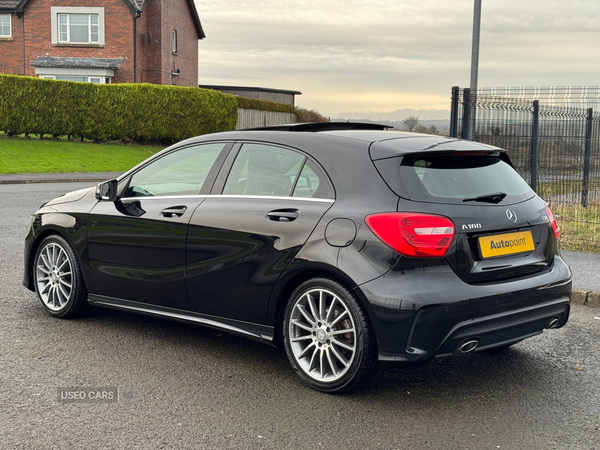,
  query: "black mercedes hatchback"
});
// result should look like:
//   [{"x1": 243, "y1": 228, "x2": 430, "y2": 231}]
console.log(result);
[{"x1": 23, "y1": 122, "x2": 571, "y2": 393}]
